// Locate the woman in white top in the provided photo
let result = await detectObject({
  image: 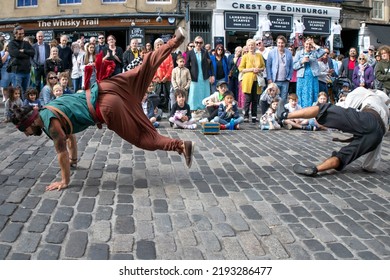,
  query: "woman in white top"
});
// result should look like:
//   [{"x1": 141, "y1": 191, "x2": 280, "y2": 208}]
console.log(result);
[{"x1": 81, "y1": 42, "x2": 96, "y2": 90}]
